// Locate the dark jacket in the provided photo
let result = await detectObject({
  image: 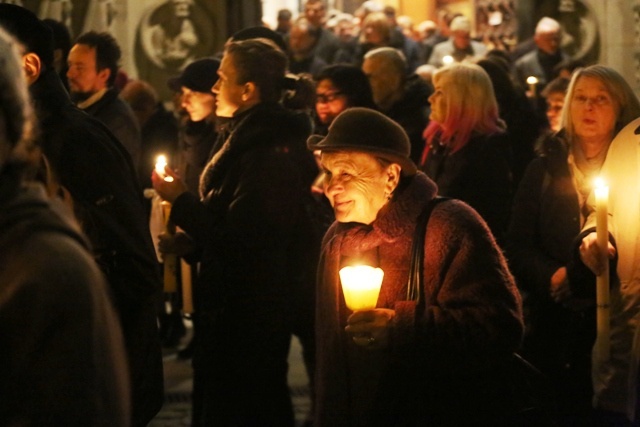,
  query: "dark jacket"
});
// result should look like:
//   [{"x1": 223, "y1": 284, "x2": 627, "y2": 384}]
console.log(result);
[
  {"x1": 178, "y1": 118, "x2": 217, "y2": 195},
  {"x1": 0, "y1": 184, "x2": 130, "y2": 426},
  {"x1": 82, "y1": 87, "x2": 142, "y2": 175},
  {"x1": 315, "y1": 172, "x2": 524, "y2": 426},
  {"x1": 421, "y1": 131, "x2": 513, "y2": 243},
  {"x1": 383, "y1": 74, "x2": 432, "y2": 165},
  {"x1": 170, "y1": 102, "x2": 318, "y2": 426},
  {"x1": 506, "y1": 132, "x2": 596, "y2": 419},
  {"x1": 30, "y1": 69, "x2": 163, "y2": 426}
]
